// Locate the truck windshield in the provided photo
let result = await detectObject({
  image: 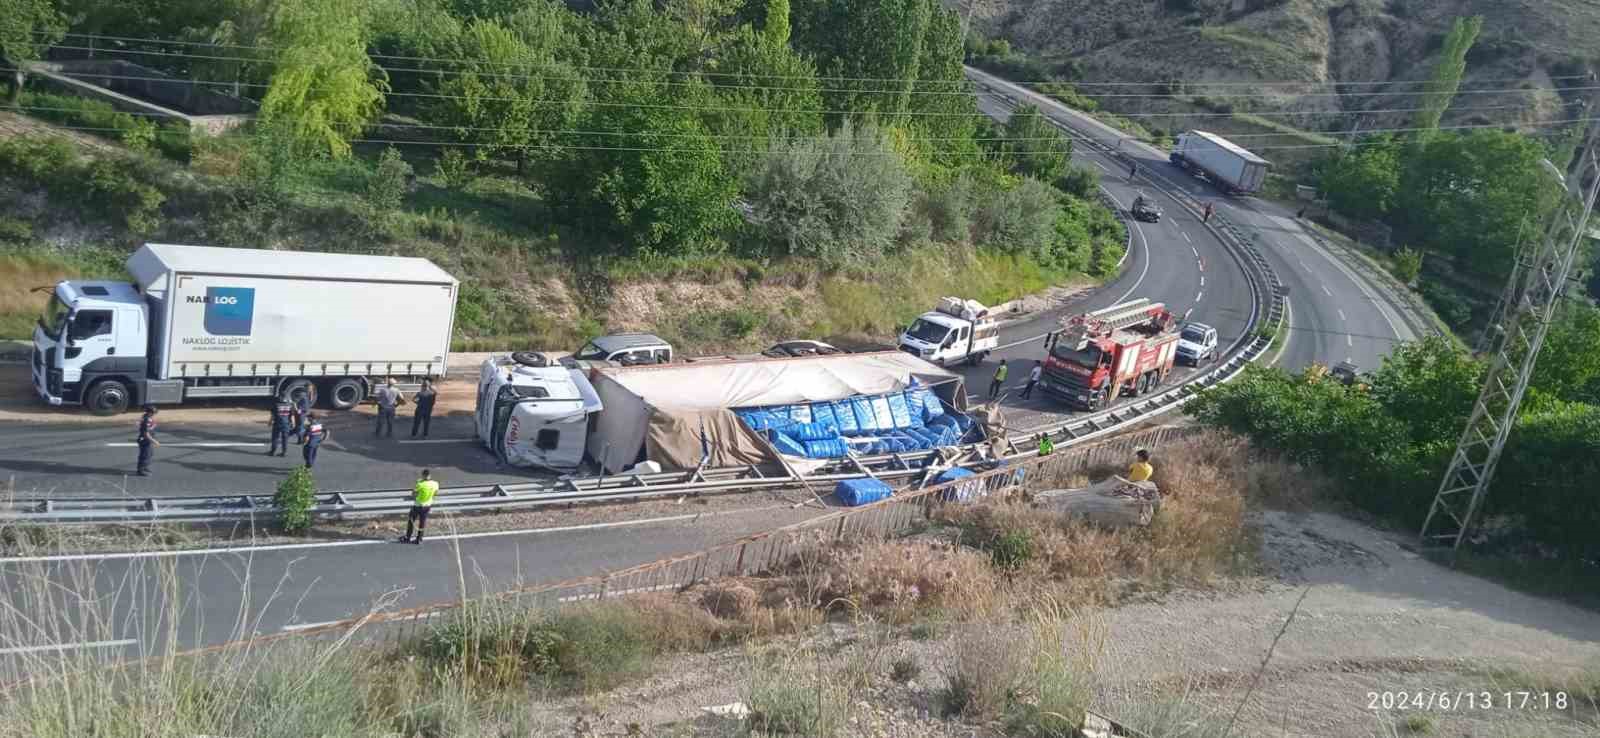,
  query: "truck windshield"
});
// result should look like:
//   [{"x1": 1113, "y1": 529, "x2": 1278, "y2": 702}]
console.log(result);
[
  {"x1": 38, "y1": 294, "x2": 70, "y2": 337},
  {"x1": 905, "y1": 319, "x2": 949, "y2": 344},
  {"x1": 1181, "y1": 326, "x2": 1208, "y2": 343},
  {"x1": 1051, "y1": 343, "x2": 1103, "y2": 367}
]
